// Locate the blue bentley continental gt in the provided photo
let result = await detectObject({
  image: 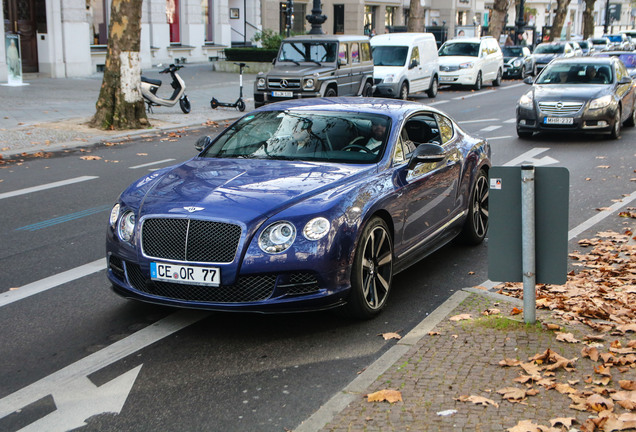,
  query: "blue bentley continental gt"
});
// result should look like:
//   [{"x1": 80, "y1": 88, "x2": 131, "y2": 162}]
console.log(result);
[{"x1": 106, "y1": 98, "x2": 491, "y2": 318}]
